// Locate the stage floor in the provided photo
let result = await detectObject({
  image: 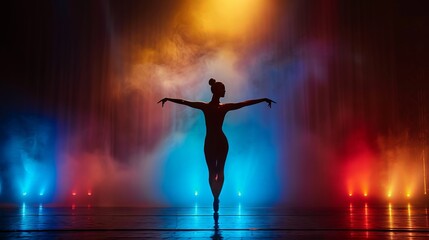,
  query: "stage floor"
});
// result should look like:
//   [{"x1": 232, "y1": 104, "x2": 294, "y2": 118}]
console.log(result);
[{"x1": 1, "y1": 204, "x2": 429, "y2": 239}]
